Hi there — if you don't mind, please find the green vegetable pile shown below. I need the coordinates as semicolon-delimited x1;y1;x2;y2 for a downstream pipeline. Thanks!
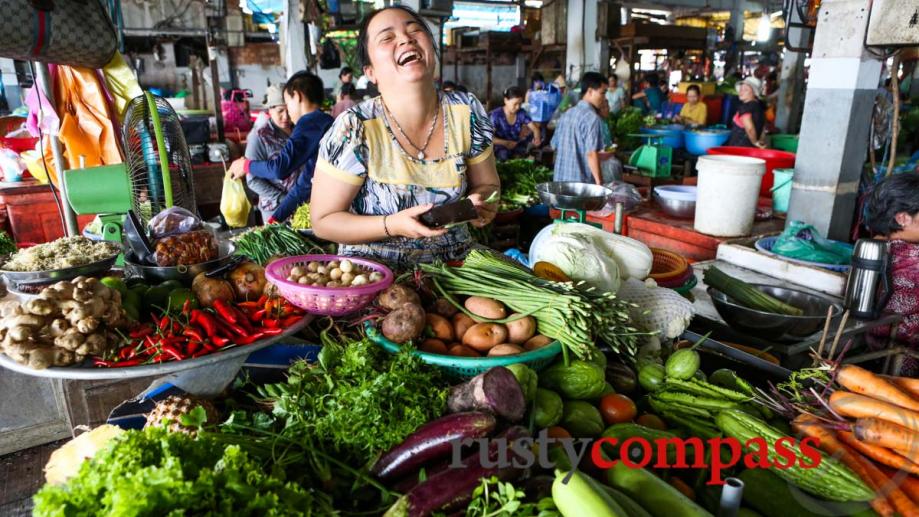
32;426;334;516
609;107;644;151
232;224;326;265
291;203;311;230
464;477;559;517
495;159;553;211
0;230;15;256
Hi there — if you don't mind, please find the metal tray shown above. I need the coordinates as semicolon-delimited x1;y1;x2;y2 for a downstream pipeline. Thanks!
1;254;119;285
537;182;612;211
0;315;312;380
124;241;236;283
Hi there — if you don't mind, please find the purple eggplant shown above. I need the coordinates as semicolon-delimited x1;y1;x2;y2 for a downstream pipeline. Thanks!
371;411;497;482
447;367;526;422
384;426;531;517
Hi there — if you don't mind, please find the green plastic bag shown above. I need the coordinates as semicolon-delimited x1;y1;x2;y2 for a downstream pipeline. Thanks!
220;172;251;228
771;221;853;265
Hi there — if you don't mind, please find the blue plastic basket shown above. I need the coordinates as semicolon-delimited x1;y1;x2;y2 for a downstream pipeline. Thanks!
365;322;561;378
754;236;851;273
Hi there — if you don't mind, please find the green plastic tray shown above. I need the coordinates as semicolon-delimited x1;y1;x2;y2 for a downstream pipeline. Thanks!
365;322;562;378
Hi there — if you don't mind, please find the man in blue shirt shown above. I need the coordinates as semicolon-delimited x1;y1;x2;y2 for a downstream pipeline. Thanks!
551;72;608;185
228;71;334;223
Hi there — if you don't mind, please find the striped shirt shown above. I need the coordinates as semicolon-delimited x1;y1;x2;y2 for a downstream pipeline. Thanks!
551;100;605;183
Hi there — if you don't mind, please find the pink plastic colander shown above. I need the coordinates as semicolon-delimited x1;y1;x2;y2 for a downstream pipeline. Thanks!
265;255;394;316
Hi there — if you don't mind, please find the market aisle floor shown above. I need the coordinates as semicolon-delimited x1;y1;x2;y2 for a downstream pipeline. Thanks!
0;440;64;516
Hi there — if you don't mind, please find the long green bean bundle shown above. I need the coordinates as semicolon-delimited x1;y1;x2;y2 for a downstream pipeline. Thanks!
232;224;326;265
421;250;642;359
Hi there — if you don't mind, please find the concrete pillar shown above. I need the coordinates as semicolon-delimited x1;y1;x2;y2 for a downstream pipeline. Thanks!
565;0;601;81
786;0;883;241
281;0;308;77
775;8;807;133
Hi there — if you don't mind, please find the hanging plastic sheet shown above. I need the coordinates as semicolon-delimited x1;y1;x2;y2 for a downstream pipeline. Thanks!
102;52;142;121
25;83;59;138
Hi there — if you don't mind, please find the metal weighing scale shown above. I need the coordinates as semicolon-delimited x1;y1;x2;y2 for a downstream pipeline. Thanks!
537;181;615;230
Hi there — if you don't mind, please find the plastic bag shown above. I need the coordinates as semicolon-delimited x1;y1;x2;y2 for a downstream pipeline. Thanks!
590;181;642;217
102;52;143;121
0;149;25;182
221;173;252;228
771;220;854;265
153;230;219;267
149;207;203;239
526;84;562;123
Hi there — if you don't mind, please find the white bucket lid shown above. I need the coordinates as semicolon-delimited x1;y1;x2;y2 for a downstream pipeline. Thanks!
697;154;766;176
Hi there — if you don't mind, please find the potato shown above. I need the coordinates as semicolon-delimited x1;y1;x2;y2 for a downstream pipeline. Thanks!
425;313;454;342
505;314;537;344
429;298;459;318
452;313;476;341
463;323;508;353
381;303;426;343
377;284;421;311
524;334;553;351
419;338;449;355
488;344;524;356
464;296;507;320
448;344;481;357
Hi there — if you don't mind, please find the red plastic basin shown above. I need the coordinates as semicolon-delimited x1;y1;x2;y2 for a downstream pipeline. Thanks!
706;146;796;197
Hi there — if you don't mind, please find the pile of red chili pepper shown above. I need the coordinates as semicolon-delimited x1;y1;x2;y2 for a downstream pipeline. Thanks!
93;296;305;368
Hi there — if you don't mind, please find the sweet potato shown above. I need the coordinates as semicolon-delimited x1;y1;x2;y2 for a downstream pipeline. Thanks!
420;338;449;355
524;335;553;350
447;367;526;422
505;315;536;344
382;303;426;343
377;284;421;311
464;297;507;320
463;323;508;352
426;313;455;342
452;313;476;341
488;344;524;356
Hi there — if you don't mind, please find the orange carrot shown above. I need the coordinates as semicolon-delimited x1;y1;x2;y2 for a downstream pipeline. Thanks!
878;467;919;505
830;391;919;433
855;418;919;454
837;365;919;412
838;430;919;475
884;375;919;399
793;415;895;517
859;457;919;517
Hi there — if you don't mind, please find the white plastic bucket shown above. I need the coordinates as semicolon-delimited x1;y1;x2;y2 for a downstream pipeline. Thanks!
694;155;766;237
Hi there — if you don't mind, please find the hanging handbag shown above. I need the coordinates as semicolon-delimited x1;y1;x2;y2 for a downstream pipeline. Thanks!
0;0;117;69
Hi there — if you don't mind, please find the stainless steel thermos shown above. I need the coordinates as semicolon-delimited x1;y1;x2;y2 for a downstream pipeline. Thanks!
843;239;891;319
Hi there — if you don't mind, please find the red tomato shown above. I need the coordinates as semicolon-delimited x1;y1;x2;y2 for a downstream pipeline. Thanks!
599;394;637;425
636;413;667;430
547;426;571;439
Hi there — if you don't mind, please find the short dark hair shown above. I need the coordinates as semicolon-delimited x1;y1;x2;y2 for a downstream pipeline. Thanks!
455;84;468;94
687;84;701;96
866;174;919;235
339;66;353;78
357;5;436;69
609;74;619;84
645;73;660;88
531;72;545;84
284;71;325;105
503;86;525;100
442;80;456;90
340;83;356;98
579;72;607;98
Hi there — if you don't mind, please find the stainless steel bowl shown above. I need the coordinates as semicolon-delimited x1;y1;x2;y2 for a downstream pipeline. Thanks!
708;284;843;341
537;182;612;211
124;241;236;283
1;254;119;285
653;190;696;219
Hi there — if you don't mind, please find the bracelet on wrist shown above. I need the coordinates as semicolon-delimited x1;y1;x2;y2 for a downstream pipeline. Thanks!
383;215;393;238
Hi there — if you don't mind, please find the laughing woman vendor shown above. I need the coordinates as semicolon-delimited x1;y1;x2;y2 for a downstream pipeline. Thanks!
310;6;499;268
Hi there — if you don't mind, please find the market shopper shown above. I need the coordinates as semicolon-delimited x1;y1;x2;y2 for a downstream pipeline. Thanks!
632;73;664;115
675;84;708;127
728;76;767;148
332;83;358;118
332;66;354;98
865;173;919;376
309;5;499;267
228;71;334;223
243;85;302;223
605;74;626;115
491;86;542;161
551;72;610;185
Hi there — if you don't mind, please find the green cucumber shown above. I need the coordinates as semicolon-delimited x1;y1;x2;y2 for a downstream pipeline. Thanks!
553;470;627;517
666;348;700;380
607;462;713;517
638;363;666;392
599;484;652;517
601;423;694;465
738;469;877;517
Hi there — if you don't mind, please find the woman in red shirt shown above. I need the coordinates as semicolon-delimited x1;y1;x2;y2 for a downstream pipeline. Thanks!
728;77;766;148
